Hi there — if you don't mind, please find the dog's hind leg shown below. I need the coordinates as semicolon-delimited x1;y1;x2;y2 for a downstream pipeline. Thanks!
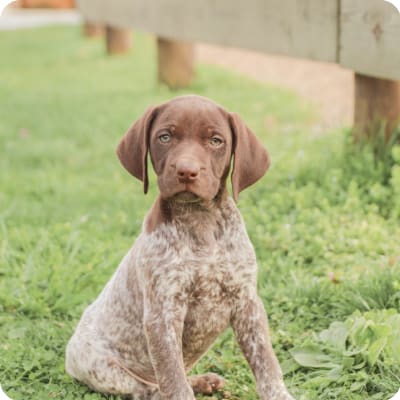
66;336;158;400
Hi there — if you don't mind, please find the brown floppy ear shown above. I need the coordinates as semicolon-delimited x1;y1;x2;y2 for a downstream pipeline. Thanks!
229;113;271;202
116;106;158;194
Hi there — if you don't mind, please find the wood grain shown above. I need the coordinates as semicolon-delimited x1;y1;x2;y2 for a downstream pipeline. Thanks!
157;38;195;89
76;0;338;63
105;26;132;55
340;0;400;81
354;73;400;138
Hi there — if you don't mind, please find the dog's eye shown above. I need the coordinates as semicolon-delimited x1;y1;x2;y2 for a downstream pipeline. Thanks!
209;136;223;147
159;133;171;144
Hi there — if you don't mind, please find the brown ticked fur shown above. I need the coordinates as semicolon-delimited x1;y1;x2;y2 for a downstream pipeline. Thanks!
65;95;294;400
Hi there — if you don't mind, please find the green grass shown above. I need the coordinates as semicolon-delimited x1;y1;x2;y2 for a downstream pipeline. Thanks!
1;26;400;400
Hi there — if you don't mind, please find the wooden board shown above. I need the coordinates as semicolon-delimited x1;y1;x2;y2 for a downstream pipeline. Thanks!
76;0;338;63
340;0;400;81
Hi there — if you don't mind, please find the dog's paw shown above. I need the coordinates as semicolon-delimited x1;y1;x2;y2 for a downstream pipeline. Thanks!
188;373;225;394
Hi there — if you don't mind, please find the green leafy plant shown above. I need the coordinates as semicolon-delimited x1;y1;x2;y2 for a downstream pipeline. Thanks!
288;310;400;395
349;124;400;185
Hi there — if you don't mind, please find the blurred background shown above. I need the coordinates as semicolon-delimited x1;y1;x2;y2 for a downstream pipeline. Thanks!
1;0;355;131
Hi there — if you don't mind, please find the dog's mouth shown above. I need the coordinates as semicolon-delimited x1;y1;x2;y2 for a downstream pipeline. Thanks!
172;191;202;203
158;177;218;203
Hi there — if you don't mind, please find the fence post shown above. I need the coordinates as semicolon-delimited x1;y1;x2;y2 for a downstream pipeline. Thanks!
354;73;400;139
105;26;132;55
83;22;104;38
157;38;194;89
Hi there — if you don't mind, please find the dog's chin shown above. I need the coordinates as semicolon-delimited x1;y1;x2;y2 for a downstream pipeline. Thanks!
172;191;202;204
158;182;220;204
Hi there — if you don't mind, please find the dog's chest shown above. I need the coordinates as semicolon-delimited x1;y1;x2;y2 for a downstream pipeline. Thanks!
178;240;256;367
180;258;243;368
134;204;257;366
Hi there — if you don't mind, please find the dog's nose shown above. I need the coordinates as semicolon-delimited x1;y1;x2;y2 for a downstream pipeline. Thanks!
176;159;200;182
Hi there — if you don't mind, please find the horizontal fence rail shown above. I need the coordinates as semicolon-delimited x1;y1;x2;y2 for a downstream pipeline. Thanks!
76;0;400;133
77;0;400;80
341;0;400;81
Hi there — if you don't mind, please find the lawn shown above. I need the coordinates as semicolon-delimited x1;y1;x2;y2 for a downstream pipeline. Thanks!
1;26;400;400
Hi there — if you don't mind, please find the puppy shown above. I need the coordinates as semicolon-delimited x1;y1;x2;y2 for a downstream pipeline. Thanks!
66;95;294;400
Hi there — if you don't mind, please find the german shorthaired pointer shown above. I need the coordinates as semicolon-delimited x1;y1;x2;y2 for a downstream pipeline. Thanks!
66;95;294;400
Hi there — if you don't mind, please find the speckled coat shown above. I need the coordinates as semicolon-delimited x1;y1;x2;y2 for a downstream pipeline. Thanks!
65;96;294;400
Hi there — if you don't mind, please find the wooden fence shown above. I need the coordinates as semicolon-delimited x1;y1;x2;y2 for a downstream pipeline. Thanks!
76;0;400;134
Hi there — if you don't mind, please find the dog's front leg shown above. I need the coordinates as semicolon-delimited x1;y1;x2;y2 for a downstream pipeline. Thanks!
231;292;294;400
144;306;195;400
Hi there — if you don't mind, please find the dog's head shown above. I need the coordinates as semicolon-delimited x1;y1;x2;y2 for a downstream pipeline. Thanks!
117;95;270;202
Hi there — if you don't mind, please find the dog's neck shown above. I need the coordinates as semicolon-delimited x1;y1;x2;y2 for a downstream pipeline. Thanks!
144;186;233;237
